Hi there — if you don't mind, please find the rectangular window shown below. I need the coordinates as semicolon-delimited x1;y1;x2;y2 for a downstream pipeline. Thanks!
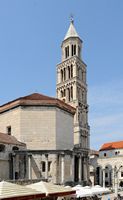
7;126;11;135
121;172;123;177
42;161;45;172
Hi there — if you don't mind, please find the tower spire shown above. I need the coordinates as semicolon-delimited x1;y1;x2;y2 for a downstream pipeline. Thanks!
64;17;80;40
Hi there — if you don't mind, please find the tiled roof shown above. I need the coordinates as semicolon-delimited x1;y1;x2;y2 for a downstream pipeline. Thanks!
0;93;76;115
0;132;25;146
99;141;123;151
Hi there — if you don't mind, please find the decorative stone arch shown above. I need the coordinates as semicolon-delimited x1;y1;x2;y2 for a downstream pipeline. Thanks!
104;164;113;187
12;146;19;151
95;165;103;185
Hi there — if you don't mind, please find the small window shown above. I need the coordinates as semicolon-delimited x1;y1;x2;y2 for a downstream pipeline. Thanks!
115;151;118;155
105;173;108;178
104;153;106;157
65;46;69;58
7;126;11;135
71;65;73;78
74;45;76;55
0;144;5;152
42;161;45;172
121;172;123;177
71;45;74;56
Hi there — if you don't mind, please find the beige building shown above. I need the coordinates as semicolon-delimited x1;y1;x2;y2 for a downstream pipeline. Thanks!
0;93;76;184
56;19;90;182
90;141;123;189
0;132;25;180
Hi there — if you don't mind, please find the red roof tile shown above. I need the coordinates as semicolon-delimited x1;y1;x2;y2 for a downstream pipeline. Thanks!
0;132;25;146
99;141;123;151
0;93;76;115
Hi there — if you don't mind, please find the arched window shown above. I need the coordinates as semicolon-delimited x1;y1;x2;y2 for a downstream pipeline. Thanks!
61;69;63;82
71;86;73;100
74;45;76;55
0;144;5;152
65;46;69;58
65;47;67;58
12;146;19;151
68;88;71;101
68;66;70;79
61;90;63;97
71;45;74;56
63;68;66;80
63;89;66;97
82;71;84;81
71;64;73;78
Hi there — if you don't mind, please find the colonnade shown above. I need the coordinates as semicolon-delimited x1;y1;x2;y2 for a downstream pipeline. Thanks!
11;152;89;184
98;167;116;188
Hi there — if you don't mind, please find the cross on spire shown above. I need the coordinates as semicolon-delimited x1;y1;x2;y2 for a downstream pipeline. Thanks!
70;14;74;24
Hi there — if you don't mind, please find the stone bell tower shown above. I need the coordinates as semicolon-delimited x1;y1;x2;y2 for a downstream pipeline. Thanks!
56;19;90;183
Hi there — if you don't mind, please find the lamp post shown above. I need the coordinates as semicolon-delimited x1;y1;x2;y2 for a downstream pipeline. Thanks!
114;165;123;197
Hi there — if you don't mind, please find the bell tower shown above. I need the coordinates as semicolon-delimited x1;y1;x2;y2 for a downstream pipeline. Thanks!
56;19;90;183
56;19;90;148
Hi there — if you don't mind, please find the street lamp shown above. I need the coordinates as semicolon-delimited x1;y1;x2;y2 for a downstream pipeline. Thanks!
114;165;123;197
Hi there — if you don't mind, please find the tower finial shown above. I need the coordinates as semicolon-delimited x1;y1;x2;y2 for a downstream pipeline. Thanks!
70;14;74;24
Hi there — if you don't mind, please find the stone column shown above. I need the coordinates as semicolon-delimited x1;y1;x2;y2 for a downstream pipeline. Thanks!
61;154;65;184
45;154;48;180
70;154;74;182
66;66;68;80
12;154;16;180
79;155;82;182
112;168;115;189
99;168;102;186
103;168;105;187
28;155;32;180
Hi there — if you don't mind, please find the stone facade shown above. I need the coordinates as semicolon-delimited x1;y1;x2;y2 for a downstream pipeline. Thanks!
0;93;76;184
0;106;74;150
0;132;26;180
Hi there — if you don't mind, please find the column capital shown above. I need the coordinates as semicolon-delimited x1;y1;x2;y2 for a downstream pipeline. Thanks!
61;153;65;157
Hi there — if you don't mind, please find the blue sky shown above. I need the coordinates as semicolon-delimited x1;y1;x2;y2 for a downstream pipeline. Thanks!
0;0;123;150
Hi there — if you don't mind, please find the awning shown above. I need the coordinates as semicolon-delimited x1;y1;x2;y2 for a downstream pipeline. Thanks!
0;181;45;200
26;181;76;197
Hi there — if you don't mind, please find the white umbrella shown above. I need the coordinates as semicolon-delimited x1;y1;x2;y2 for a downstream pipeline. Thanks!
91;185;110;195
72;185;93;198
76;188;93;198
